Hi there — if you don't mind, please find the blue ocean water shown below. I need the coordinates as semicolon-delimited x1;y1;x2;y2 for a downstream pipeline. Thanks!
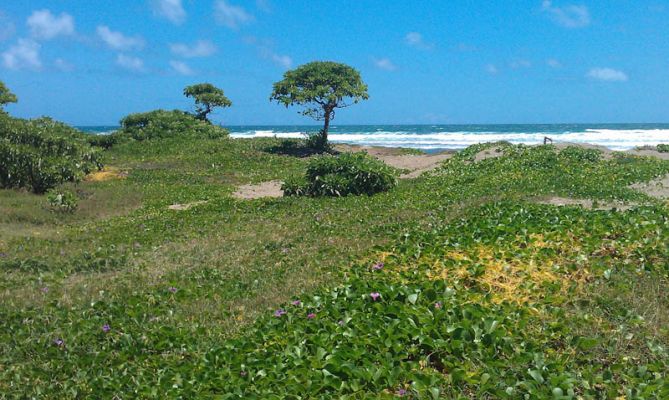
78;124;669;151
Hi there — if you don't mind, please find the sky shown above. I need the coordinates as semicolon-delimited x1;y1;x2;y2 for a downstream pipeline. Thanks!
1;0;669;126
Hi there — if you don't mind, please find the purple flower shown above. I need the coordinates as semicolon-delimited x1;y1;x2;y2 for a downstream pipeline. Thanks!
53;338;64;346
434;302;442;309
307;313;316;319
41;287;49;293
168;287;178;293
102;324;111;333
370;292;381;301
372;262;384;271
273;309;287;317
338;320;345;326
397;388;407;396
291;300;301;306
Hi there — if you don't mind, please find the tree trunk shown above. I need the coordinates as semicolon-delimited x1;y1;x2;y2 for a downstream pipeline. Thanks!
321;107;332;148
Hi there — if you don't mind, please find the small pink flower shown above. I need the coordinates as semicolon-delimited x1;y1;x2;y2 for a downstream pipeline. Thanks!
102;324;111;333
397;388;407;396
240;371;247;377
370;292;381;301
40;287;49;293
53;338;64;347
273;309;287;317
168;287;178;293
338;320;345;326
434;302;442;309
291;300;301;306
307;313;316;319
372;262;384;271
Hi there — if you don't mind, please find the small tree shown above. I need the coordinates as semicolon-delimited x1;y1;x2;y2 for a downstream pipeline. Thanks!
0;81;18;110
270;61;369;150
183;83;232;123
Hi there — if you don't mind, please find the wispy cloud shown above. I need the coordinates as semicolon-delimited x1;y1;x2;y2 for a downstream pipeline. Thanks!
547;58;562;68
485;64;499;75
1;38;41;70
587;67;628;82
373;57;397;71
244;36;292;69
97;26;145;51
0;12;16;41
116;54;145;72
214;0;254;29
405;32;433;50
510;59;532;69
150;0;186;25
27;9;75;40
170;60;194;75
170;40;217;58
54;58;74;72
542;1;590;28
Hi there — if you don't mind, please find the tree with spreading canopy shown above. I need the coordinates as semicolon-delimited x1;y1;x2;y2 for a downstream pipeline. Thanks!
183;83;232;123
270;61;369;150
0;81;18;110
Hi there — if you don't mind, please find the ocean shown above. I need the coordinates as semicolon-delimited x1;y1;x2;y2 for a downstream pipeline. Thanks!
79;124;669;151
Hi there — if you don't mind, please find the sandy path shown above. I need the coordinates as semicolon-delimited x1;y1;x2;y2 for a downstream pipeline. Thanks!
232;180;284;199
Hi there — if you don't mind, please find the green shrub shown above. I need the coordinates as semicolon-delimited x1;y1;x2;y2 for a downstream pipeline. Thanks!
86;132;126;149
0;115;102;193
119;109;229;141
283;152;397;197
303;129;331;152
558;145;601;162
46;188;78;213
657;144;669;153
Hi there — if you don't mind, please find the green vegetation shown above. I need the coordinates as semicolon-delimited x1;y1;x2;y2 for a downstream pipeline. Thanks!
271;61;369;150
183;83;232;123
658;144;669;153
118;109;229;141
1;137;669;398
0;80;17;110
0;114;102;193
283;152;398;197
46;188;78;213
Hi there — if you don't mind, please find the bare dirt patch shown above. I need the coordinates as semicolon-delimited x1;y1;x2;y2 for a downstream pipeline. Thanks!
232;180;284;199
168;201;208;211
473;146;506;163
625;149;669;161
630;174;669;199
85;167;129;182
534;196;637;211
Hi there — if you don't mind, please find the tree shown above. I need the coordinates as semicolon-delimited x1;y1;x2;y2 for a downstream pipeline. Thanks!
0;81;18;110
270;61;369;149
183;83;232;123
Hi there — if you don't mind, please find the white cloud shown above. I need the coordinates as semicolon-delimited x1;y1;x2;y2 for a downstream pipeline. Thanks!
0;13;15;41
54;58;74;72
485;64;499;75
405;32;433;50
2;38;41;70
214;0;254;29
150;0;186;25
244;36;291;69
373;57;397;71
170;40;217;58
547;58;562;68
542;1;590;28
510;59;532;69
170;60;194;75
97;26;145;51
269;53;292;69
587;67;628;82
27;9;75;40
116;54;145;72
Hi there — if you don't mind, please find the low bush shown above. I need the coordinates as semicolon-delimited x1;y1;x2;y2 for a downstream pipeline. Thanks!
657;144;669;153
119;109;229;141
283;152;397;197
46;188;78;213
86;132;126;149
0;115;102;193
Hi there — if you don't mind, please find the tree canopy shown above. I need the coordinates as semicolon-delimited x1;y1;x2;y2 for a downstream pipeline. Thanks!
0;81;18;109
270;61;368;149
183;83;232;122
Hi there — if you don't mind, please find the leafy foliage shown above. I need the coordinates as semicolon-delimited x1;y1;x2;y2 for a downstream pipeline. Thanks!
270;61;369;149
283;152;397;196
183;83;232;122
657;144;669;153
46;188;78;213
0;81;17;110
0;115;102;193
119;109;229;141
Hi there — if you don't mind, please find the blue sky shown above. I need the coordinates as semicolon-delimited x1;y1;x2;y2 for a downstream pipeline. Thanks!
1;0;669;125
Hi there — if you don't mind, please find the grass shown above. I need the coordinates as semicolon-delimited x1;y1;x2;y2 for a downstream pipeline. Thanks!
1;137;669;398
